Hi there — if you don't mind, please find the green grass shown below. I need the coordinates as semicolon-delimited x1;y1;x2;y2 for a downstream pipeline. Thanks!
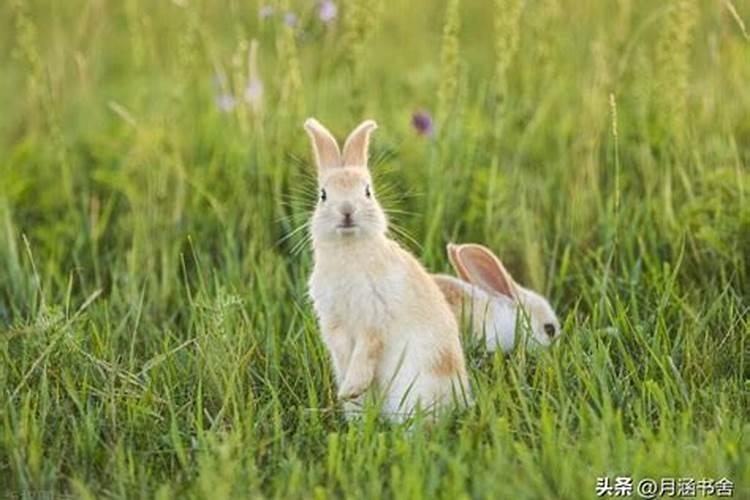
1;0;749;497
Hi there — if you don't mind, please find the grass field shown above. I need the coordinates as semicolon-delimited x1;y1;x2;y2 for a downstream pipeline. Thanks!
1;0;749;498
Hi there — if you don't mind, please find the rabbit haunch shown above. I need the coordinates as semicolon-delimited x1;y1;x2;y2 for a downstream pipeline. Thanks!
304;118;470;419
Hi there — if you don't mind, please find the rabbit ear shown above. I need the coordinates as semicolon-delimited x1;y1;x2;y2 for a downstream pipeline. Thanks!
341;119;378;167
447;243;472;283
447;243;517;299
304;118;341;171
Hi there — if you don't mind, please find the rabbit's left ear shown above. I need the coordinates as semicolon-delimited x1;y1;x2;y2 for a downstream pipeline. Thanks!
447;243;517;299
342;120;377;167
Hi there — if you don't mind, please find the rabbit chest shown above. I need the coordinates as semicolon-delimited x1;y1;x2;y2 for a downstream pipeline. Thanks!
309;247;408;333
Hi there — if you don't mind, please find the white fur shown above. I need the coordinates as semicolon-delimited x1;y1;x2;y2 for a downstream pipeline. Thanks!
304;118;470;420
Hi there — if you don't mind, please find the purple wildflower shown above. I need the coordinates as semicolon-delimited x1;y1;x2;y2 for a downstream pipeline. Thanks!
411;110;434;136
216;94;237;112
284;12;298;27
244;77;264;109
259;5;274;19
319;1;338;23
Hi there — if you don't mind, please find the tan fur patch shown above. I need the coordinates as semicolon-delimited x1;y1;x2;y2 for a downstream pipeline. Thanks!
368;335;384;361
436;279;464;309
432;348;461;377
324;168;369;191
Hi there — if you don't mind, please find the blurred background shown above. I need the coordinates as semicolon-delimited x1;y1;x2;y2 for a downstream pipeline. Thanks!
1;0;748;310
0;0;748;497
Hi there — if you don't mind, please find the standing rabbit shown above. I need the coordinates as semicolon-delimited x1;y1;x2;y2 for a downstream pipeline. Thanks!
432;243;561;353
304;118;470;420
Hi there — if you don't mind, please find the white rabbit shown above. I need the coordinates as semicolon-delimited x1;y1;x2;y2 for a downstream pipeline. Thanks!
432;243;561;353
304;118;470;420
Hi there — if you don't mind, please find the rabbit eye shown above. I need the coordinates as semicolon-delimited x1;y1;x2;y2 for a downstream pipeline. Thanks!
320;188;327;202
364;184;371;198
543;323;556;337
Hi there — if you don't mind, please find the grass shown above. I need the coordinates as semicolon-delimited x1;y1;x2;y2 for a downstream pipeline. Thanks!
1;0;749;497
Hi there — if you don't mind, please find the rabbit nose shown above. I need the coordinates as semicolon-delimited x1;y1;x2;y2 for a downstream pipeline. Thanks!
339;202;355;219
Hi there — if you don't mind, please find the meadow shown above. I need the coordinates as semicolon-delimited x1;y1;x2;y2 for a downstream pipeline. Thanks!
1;0;749;497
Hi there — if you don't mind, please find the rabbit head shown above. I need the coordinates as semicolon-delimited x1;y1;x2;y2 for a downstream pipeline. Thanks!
304;118;387;242
447;243;561;348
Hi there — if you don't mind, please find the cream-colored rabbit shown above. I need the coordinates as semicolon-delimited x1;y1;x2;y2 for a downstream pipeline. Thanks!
433;243;561;353
304;118;470;420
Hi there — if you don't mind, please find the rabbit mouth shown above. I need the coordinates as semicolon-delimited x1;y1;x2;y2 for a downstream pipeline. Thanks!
336;222;359;235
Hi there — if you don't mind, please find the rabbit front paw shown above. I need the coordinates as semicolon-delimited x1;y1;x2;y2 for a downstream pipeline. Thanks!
337;379;370;401
337;366;374;400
